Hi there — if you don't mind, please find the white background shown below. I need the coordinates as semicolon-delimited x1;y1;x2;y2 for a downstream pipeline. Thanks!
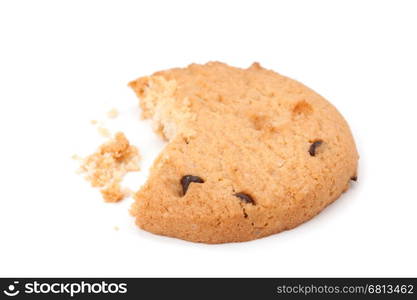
0;0;416;277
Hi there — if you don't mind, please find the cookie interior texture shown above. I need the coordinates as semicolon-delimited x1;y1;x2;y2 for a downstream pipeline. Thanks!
129;62;358;243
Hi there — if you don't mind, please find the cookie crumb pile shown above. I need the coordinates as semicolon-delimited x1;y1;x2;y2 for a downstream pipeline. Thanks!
79;132;140;202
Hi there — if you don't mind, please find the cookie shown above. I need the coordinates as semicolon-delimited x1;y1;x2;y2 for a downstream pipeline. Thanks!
129;62;358;243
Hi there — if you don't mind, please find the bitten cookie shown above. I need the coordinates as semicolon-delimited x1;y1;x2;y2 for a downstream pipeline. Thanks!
129;62;358;243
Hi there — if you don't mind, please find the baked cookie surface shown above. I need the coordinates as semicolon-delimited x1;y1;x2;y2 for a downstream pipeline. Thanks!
129;62;358;243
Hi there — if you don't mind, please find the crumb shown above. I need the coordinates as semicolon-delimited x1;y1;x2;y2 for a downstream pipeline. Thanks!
71;154;82;160
107;108;119;119
90;120;98;125
114;226;120;231
100;181;125;202
79;132;140;202
98;127;111;137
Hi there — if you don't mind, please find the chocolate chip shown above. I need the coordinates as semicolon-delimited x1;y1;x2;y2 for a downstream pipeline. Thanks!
181;175;204;196
234;193;255;205
243;211;248;218
350;176;358;181
309;140;323;156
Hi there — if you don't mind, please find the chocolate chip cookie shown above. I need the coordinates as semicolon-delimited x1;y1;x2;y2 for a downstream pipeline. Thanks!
129;62;358;243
